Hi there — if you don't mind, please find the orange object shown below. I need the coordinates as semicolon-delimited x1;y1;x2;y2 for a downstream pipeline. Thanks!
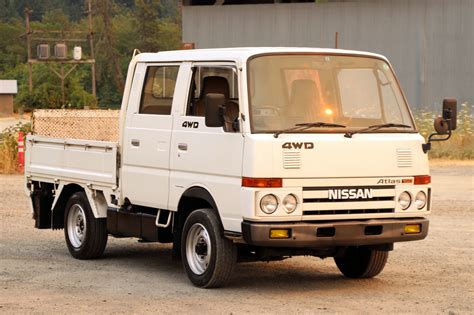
414;175;431;185
242;177;282;188
17;131;24;172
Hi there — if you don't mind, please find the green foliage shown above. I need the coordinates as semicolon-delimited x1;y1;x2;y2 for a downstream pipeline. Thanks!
0;121;31;174
414;103;474;160
0;0;181;109
0;20;26;74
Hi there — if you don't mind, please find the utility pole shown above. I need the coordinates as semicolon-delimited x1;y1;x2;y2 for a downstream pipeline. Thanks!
22;0;97;105
87;0;97;97
25;8;33;93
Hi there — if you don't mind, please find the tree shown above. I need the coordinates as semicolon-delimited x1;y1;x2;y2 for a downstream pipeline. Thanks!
96;0;125;92
0;0;183;109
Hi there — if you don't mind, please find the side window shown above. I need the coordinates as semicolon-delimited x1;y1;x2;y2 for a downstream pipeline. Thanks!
139;65;179;115
186;66;239;117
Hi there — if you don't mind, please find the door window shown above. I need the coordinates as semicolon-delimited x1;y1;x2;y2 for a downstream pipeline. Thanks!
139;66;179;115
186;66;239;117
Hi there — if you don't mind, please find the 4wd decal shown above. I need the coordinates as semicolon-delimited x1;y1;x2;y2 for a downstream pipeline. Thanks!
182;121;199;128
282;142;314;150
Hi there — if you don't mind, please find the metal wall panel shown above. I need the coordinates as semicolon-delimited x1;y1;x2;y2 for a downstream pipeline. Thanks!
183;0;474;110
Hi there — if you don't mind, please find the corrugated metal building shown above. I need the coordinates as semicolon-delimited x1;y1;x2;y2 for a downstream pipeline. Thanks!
182;0;473;110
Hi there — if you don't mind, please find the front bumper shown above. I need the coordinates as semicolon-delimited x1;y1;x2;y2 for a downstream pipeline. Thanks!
242;218;429;248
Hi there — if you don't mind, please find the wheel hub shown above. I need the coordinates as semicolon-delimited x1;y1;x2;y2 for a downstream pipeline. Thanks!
195;238;208;256
67;204;87;248
186;223;212;275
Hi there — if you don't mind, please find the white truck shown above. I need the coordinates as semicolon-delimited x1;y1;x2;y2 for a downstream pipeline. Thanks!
25;47;457;288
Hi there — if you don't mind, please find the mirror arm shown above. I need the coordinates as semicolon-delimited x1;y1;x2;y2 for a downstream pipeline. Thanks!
422;119;453;153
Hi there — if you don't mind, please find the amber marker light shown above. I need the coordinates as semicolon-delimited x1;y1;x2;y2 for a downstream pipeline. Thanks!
414;175;431;185
269;229;291;239
404;224;421;234
242;177;282;188
324;108;333;115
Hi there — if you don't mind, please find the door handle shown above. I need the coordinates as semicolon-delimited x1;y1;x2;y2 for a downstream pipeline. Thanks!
131;139;140;147
178;143;188;151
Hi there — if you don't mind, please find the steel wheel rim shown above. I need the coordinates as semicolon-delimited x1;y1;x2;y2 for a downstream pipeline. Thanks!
186;223;211;275
67;204;87;248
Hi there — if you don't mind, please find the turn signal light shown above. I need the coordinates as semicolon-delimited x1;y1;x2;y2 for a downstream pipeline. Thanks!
414;175;431;185
242;177;282;188
269;229;291;239
404;224;421;234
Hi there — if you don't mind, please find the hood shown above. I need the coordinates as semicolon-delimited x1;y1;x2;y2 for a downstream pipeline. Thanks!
242;133;429;178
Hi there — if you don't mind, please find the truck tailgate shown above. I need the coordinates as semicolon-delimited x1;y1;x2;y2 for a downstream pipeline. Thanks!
26;135;118;187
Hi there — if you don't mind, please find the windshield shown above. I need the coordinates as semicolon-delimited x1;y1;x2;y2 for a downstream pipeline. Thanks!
248;54;415;133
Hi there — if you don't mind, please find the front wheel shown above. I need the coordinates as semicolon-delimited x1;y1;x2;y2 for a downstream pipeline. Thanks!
64;191;108;259
334;246;389;278
181;209;237;288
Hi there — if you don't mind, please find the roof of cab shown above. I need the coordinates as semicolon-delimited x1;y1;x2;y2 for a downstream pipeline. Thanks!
134;47;388;63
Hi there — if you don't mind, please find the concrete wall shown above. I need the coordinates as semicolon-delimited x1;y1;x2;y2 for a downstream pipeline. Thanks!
182;0;474;110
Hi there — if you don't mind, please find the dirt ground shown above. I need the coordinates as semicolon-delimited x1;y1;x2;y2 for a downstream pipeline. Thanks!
0;114;30;131
0;165;472;313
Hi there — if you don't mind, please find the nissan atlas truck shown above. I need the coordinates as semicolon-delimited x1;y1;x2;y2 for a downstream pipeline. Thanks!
24;48;457;288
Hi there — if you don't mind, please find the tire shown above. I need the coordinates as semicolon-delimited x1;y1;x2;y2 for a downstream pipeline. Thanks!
181;209;237;288
334;246;388;278
64;191;108;259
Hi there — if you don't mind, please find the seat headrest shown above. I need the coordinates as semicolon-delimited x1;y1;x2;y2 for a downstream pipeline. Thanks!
290;79;319;106
201;76;230;99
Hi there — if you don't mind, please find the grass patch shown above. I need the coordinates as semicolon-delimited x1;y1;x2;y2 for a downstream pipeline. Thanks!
414;102;473;160
0;122;31;174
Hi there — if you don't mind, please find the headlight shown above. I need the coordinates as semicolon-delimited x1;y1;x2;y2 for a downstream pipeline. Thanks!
415;191;427;209
260;194;278;214
398;191;411;210
282;194;298;213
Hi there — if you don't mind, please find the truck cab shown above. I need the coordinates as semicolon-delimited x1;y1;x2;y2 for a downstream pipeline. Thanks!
25;48;457;288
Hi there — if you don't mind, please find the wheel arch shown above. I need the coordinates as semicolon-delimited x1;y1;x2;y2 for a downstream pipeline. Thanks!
51;183;84;229
52;183;108;229
175;186;223;234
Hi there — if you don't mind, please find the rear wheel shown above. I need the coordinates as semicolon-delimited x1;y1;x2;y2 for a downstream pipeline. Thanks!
181;209;236;288
64;192;107;259
334;246;388;278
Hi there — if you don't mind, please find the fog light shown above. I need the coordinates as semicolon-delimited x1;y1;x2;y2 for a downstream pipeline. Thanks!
260;194;278;214
270;229;291;239
415;191;427;209
398;191;411;210
404;224;421;234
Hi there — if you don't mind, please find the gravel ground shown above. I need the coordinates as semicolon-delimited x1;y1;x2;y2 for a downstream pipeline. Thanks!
0;165;472;313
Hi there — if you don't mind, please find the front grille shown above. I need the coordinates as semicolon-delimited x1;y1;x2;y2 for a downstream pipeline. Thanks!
303;209;394;216
304;196;394;203
302;185;396;216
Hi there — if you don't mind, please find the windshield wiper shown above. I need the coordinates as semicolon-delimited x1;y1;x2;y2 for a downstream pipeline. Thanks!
344;123;412;138
274;122;346;138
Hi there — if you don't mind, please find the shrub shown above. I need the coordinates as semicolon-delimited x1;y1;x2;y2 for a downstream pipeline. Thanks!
0;122;31;174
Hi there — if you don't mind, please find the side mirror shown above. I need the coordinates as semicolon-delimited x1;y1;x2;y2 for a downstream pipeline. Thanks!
422;97;457;153
433;117;449;135
205;93;225;128
442;98;457;130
